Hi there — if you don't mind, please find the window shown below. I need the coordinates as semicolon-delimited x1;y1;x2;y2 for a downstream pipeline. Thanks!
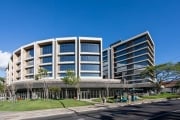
27;48;34;58
103;56;108;62
81;64;100;71
81;55;100;62
134;43;147;50
26;67;34;74
114;50;127;57
134;49;147;56
60;55;75;62
26;60;34;66
60;64;75;71
133;55;147;62
60;43;75;52
26;75;34;79
81;73;100;77
134;61;148;69
133;36;147;44
114;66;127;72
41;65;52;72
41;56;52;63
58;73;67;77
103;51;108;56
81;43;100;52
114;55;127;62
114;44;126;51
41;44;52;55
114;61;127;67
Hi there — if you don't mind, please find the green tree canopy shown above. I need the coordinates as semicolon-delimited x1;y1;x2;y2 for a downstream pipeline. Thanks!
141;62;180;82
62;70;79;85
35;68;48;80
141;62;180;93
62;70;80;98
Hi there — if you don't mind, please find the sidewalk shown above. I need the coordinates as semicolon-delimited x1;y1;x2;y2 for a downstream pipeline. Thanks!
0;98;168;120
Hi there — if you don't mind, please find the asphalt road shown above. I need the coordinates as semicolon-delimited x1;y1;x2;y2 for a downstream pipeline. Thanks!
27;100;180;120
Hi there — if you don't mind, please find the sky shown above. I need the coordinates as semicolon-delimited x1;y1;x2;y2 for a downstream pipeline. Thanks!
0;0;180;77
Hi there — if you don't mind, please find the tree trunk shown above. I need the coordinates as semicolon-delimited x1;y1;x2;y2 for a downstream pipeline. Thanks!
27;88;30;99
65;84;68;98
77;88;80;100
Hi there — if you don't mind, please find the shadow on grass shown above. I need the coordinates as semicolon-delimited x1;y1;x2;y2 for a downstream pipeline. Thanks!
58;100;66;108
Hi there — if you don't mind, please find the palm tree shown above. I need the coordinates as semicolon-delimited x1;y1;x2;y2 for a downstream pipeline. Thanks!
62;70;80;99
141;62;180;94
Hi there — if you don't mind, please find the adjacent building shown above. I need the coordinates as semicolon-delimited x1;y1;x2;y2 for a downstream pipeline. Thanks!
103;31;155;84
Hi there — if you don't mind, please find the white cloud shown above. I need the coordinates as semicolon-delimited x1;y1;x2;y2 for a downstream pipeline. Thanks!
0;50;11;70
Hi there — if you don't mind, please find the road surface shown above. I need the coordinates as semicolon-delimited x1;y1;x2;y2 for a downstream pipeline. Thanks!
27;100;180;120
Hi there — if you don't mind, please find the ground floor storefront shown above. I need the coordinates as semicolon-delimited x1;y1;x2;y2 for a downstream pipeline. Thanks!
6;79;153;99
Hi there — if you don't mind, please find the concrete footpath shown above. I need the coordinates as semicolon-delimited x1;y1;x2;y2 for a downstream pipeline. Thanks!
0;98;168;120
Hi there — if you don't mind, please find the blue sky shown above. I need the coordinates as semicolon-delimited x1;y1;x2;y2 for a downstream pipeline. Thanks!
0;0;180;77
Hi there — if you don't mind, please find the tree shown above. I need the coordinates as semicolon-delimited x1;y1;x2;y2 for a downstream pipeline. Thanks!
0;77;5;93
0;83;4;93
49;86;61;99
62;70;80;99
175;81;180;93
141;62;180;94
35;68;49;99
24;81;33;99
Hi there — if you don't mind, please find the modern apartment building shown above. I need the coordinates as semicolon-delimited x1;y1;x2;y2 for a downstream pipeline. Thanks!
6;37;123;99
6;32;155;99
103;31;155;84
6;37;103;83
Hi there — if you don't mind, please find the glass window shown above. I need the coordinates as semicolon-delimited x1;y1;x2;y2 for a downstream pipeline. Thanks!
58;73;67;77
26;60;34;66
103;51;108;56
134;61;149;69
114;55;127;62
133;36;147;44
60;64;75;71
41;56;52;63
134;43;147;50
41;44;52;55
114;50;127;57
81;43;100;52
81;55;100;62
26;75;34;79
114;44;126;51
114;66;127;72
27;48;34;58
133;55;147;62
81;64;100;71
103;56;108;62
81;73;100;77
114;61;127;67
134;49;147;56
60;43;75;52
26;67;34;74
60;55;75;62
41;65;52;72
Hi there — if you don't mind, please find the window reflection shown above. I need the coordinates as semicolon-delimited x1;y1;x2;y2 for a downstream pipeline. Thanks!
60;43;75;52
81;43;100;52
41;44;52;55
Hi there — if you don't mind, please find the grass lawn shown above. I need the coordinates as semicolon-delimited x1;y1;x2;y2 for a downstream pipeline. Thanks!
92;97;115;103
142;93;180;99
0;99;93;111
